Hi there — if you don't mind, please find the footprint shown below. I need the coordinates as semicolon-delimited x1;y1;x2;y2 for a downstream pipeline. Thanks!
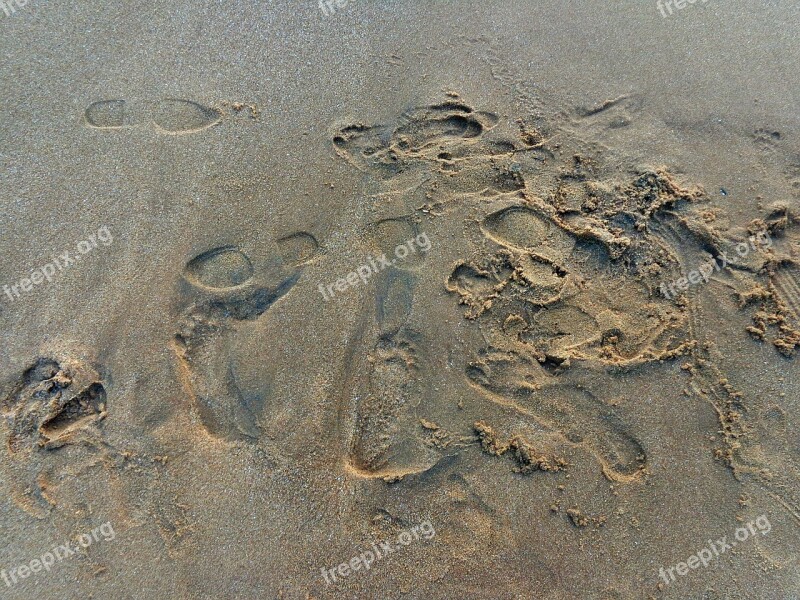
84;98;246;134
481;206;552;250
1;357;108;516
771;259;800;325
84;100;129;129
333;124;396;174
153;99;222;134
481;205;578;265
174;237;317;442
752;127;783;153
391;103;495;152
343;216;440;479
277;232;320;267
348;332;439;479
466;352;646;481
185;246;254;289
333;101;499;174
2;357;107;453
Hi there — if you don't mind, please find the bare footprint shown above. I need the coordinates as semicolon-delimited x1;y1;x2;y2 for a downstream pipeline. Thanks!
466;350;646;481
344;217;440;479
174;236;318;442
348;331;439;479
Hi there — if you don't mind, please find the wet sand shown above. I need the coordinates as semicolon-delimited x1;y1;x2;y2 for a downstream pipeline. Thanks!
0;1;798;598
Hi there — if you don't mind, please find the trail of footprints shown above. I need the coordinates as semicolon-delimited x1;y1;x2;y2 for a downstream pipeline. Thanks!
85;98;258;133
330;97;798;486
5;98;794;521
329;101;698;482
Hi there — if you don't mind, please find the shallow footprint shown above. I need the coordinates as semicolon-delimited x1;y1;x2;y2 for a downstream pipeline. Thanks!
185;246;254;289
344;215;439;478
466;352;646;481
332;123;396;174
153;99;221;134
277;232;319;267
483;206;550;248
772;259;800;325
84;100;129;129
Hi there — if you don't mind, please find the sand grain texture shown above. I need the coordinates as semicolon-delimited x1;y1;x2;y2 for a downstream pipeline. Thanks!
1;1;798;599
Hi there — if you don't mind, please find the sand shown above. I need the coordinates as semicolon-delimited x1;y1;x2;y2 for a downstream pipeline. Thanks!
0;1;798;599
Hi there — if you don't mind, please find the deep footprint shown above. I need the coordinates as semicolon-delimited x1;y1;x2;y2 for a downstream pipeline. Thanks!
348;332;439;479
2;357;107;453
175;239;316;442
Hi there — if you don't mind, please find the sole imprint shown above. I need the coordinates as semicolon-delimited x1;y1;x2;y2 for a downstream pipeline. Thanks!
772;260;800;324
153;99;222;134
84;98;255;134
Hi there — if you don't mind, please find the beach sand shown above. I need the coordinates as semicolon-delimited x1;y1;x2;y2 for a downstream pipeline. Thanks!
0;1;798;598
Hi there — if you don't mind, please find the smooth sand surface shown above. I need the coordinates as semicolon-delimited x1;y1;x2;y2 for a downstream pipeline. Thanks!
1;1;798;598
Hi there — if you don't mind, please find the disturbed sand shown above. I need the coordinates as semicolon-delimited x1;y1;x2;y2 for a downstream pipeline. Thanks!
1;1;799;599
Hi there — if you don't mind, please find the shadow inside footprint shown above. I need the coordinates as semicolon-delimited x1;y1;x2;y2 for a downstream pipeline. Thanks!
175;239;317;442
2;357;107;454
